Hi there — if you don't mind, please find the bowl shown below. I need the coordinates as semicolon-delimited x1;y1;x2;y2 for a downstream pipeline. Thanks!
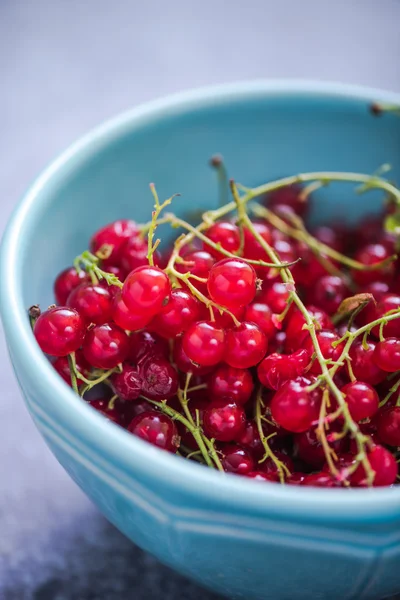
2;81;400;600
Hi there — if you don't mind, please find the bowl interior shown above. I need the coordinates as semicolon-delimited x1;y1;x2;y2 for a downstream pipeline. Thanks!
19;85;400;310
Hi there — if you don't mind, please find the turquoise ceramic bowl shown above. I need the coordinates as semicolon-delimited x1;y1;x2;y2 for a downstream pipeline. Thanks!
2;81;400;600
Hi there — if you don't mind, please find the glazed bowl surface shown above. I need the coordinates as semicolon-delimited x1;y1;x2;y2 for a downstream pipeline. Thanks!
2;81;400;600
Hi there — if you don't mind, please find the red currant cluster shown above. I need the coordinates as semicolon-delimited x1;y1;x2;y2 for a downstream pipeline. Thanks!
31;168;400;488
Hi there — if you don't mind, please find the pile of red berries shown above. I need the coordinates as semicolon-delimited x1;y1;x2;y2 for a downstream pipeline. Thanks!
31;173;400;488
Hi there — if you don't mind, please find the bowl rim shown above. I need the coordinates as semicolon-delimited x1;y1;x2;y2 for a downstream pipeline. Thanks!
3;79;400;521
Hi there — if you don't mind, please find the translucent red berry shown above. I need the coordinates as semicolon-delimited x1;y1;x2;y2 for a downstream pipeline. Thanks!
119;235;160;273
67;282;113;325
373;338;400;372
83;323;130;369
265;184;307;216
371;294;400;338
182;321;226;367
270;377;321;433
235;420;263;460
225;322;267;369
150;289;201;338
312;275;349;314
208;365;254;405
139;356;179;400
257;349;310;390
54;267;89;305
244;301;277;339
90;219;138;265
122;265;171;315
285;305;333;353
301;472;342;487
341;381;379;422
260;282;290;313
129;330;169;364
243;222;273;261
204;222;240;259
89;397;124;425
302;329;344;376
376;406;400;447
259;452;293;477
34;307;85;357
347;341;386;386
128;411;180;452
295;426;348;469
53;350;89;386
220;444;255;475
175;250;215;295
173;336;215;375
351;243;394;286
352;444;398;487
203;400;245;442
110;365;142;401
207;258;256;309
112;291;153;331
246;471;279;482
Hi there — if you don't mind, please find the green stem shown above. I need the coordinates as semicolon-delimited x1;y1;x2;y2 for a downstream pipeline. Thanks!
163;214;295;269
74;250;123;288
144;397;219;470
255;389;290;483
28;305;41;330
79;368;117;396
251;204;396;274
210;154;229;208
147;185;176;266
317;389;340;480
67;353;79;394
242;210;375;485
380;374;400;408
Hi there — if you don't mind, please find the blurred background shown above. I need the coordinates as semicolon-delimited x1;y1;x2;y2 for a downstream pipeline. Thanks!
1;1;399;598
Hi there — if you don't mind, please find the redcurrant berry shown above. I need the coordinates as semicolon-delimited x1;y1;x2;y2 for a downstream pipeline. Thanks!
34;307;85;357
203;400;245;441
376;406;400;447
83;323;130;369
54;267;89;305
348;341;386;386
112;291;153;331
139;356;179;400
220;444;255;475
208;365;254;405
302;329;343;376
352;444;398;487
312;275;349;314
225;322;267;369
110;365;142;401
373;338;400;372
270;377;321;433
285;305;333;353
122;265;171;315
150;289;201;338
207;258;256;309
341;381;379;422
204;222;240;259
67;282;113;325
244;301;277;339
351;243;394;286
182;321;226;367
128;411;180;452
257;349;310;390
90;219;138;265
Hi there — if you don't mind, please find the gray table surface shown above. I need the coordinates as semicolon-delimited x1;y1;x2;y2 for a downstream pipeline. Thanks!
1;1;400;598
